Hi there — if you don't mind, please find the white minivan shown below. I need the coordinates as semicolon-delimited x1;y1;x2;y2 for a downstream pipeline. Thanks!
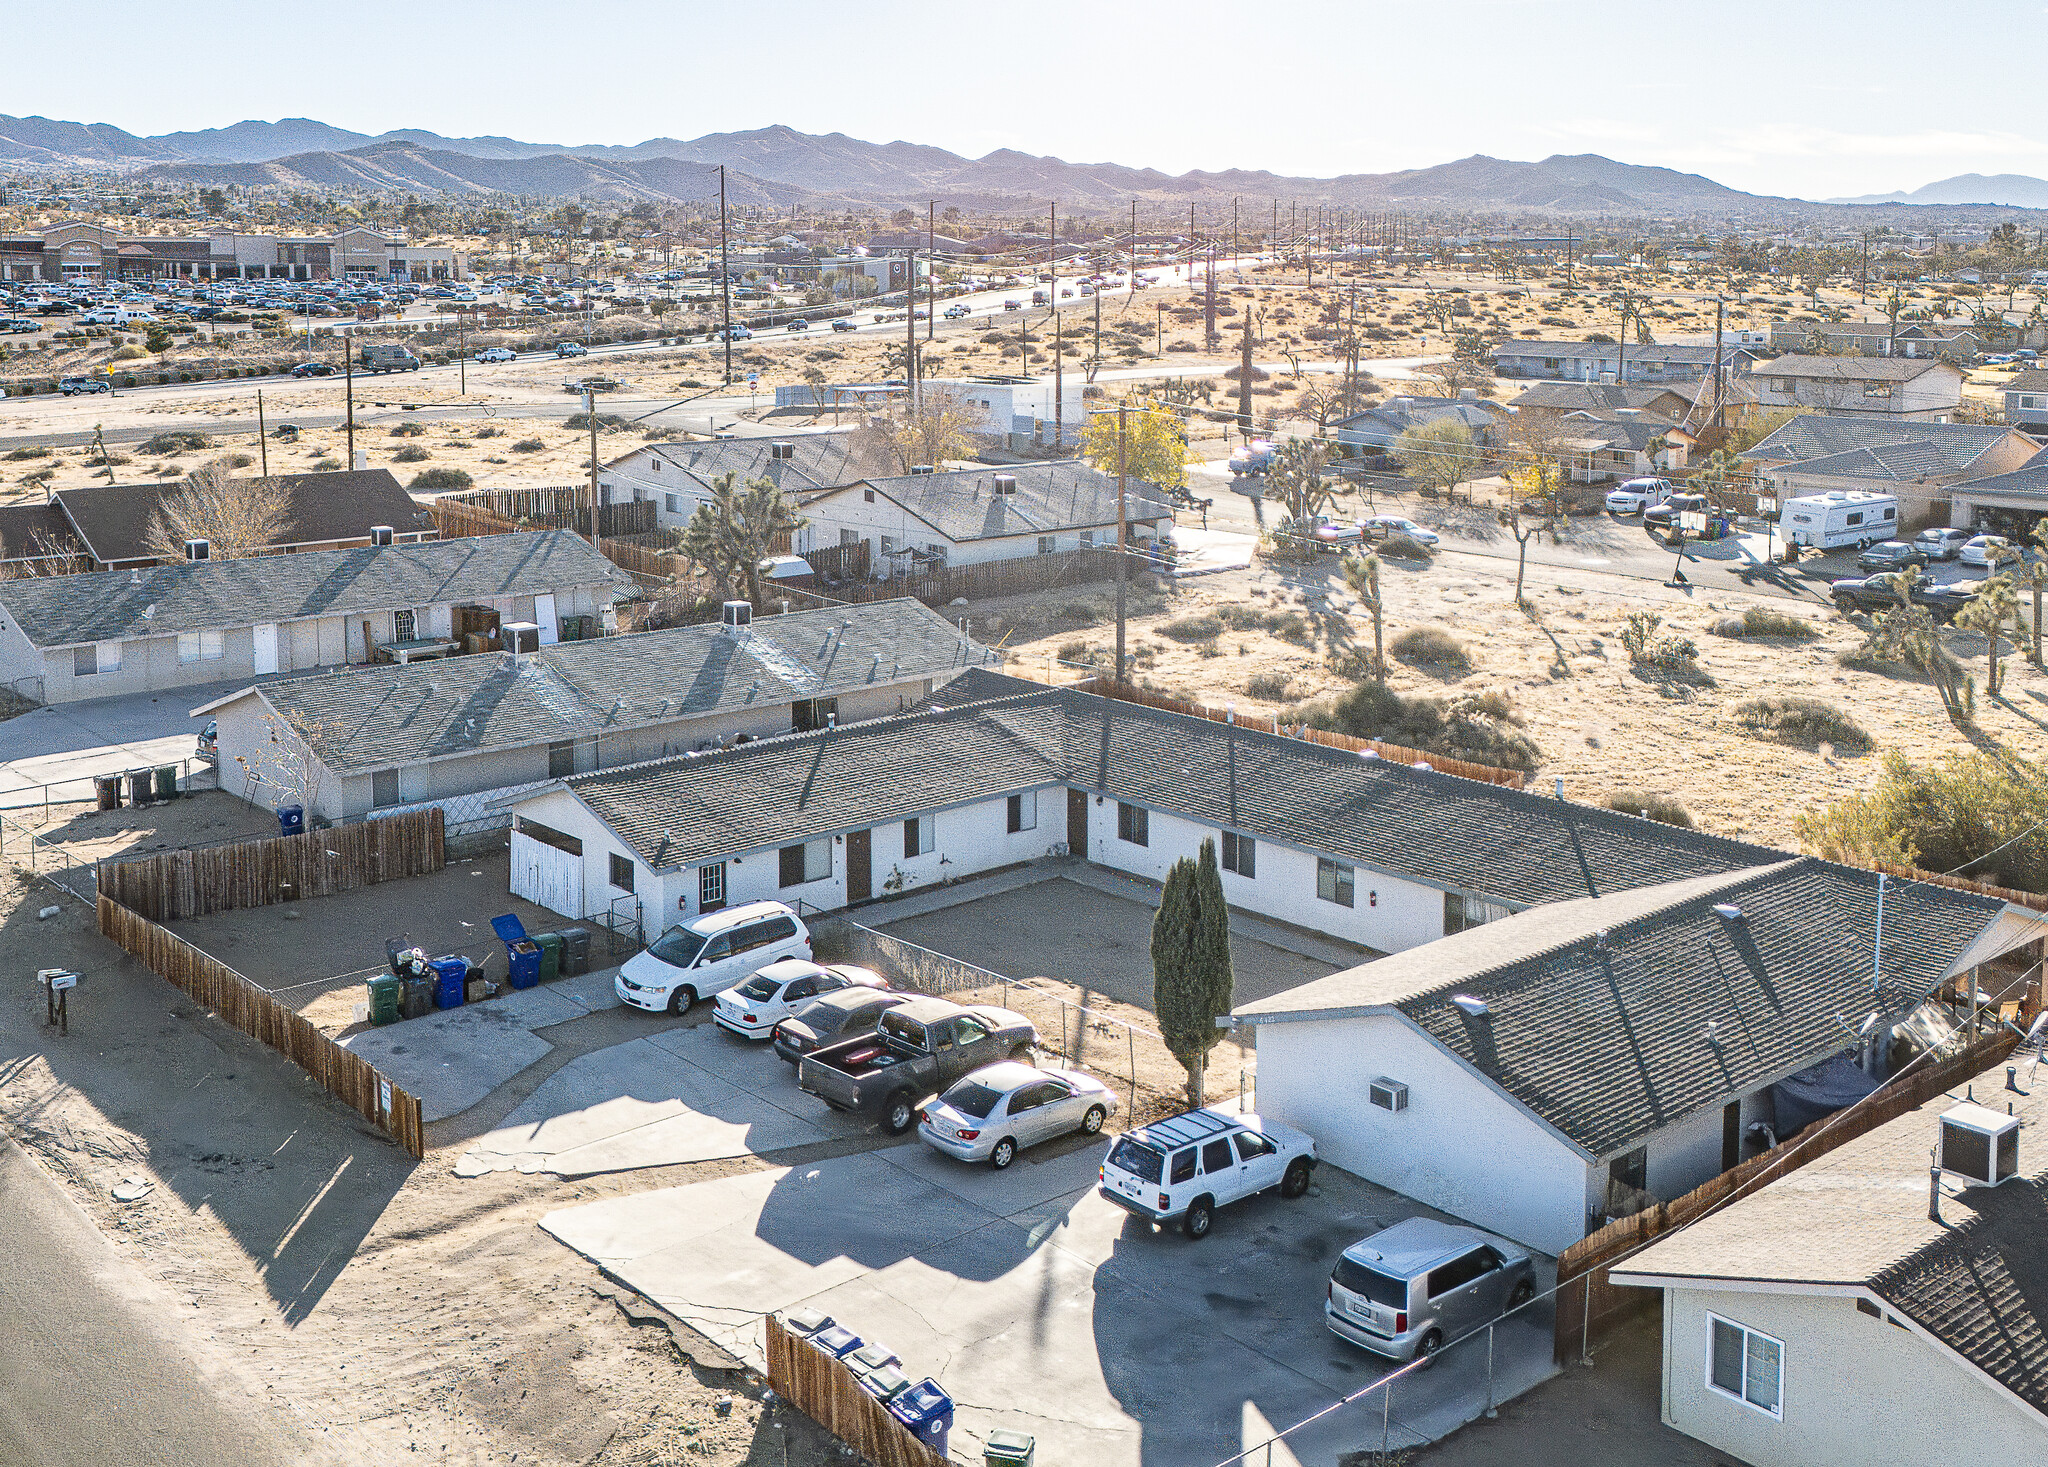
615;901;812;1014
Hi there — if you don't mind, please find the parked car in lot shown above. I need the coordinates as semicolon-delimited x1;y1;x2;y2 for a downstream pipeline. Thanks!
773;987;911;1065
475;347;516;363
1604;477;1672;515
918;1062;1117;1168
1961;534;2017;567
1363;515;1440;546
1325;1217;1535;1363
1097;1108;1316;1240
555;341;588;358
712;959;887;1040
1229;439;1278;477
799;995;1037;1134
59;376;110;394
289;360;337;377
1643;493;1712;532
1915;527;1971;562
830;318;856;332
1305;514;1365;551
0;318;38;333
1829;572;1978;622
615;901;812;1014
1856;539;1928;573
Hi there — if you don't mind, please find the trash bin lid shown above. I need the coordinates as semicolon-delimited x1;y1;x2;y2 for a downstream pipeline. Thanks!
490;913;529;944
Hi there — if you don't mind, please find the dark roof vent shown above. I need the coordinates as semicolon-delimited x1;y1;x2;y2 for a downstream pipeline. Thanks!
770;441;795;461
370;524;394;546
183;538;210;562
992;473;1018;495
909;464;936;475
721;600;753;636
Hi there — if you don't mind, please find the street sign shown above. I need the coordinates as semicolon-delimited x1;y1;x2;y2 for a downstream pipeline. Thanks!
1757;496;1778;514
1679;511;1708;535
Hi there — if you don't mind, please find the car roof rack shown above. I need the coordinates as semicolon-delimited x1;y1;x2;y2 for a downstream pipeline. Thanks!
1132;1109;1238;1148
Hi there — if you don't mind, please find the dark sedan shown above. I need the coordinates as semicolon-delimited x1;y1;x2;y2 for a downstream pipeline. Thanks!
290;361;338;377
1857;540;1929;573
1830;573;1978;622
771;988;909;1066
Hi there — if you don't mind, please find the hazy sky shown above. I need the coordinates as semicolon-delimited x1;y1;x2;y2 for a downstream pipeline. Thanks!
15;0;2048;200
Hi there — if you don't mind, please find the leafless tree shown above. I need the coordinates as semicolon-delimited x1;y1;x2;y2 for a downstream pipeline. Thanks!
850;386;978;473
143;459;292;562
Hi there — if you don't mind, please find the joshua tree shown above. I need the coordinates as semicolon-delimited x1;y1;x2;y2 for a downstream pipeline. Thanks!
677;471;803;607
1342;551;1385;681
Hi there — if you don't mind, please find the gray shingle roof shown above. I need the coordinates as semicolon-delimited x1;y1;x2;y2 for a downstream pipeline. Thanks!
1772;441;1993;481
631;434;896;498
1508;383;1689;415
2003;368;2048;394
1336;399;1503;446
51;469;434;566
842;462;1176;543
1494;341;1746;365
1758;355;1964;382
1951;461;2048;502
1246;860;2001;1157
1739;414;2017;467
1617;1060;2048;1418
0;529;616;648
243;600;991;772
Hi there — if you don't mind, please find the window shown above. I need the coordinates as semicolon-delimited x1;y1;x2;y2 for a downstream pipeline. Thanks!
1169;1148;1197;1184
609;852;635;892
175;630;224;664
1317;858;1354;907
1222;831;1255;878
393;609;417;642
792;697;839;732
1610;1146;1648;1194
1200;1139;1236;1174
698;862;726;912
955;1015;989;1045
1234;1131;1275;1161
371;768;400;808
840;529;862;546
1037;535;1056;555
778;838;832;886
1444;892;1512;934
75;640;122;677
1863;380;1894;398
1116;802;1148;846
665;493;681;514
548;740;575;778
863;488;876;503
1770;377;1793;394
1707;1315;1783;1418
1428;1249;1493;1298
1007;791;1036;833
904;817;925;858
2020;394;2047;410
1078;530;1096;548
516;817;582;856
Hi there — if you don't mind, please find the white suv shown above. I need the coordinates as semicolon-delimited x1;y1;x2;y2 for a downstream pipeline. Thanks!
1604;477;1672;515
1098;1108;1317;1239
615;901;812;1014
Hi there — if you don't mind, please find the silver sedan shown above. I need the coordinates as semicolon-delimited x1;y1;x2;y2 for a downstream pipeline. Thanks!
917;1062;1117;1169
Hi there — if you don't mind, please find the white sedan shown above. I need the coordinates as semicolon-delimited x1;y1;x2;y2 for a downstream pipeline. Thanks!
1960;535;2015;568
712;959;888;1039
918;1062;1117;1169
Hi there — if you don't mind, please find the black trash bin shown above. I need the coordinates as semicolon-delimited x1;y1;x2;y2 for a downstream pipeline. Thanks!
558;927;591;977
127;769;156;807
94;774;122;812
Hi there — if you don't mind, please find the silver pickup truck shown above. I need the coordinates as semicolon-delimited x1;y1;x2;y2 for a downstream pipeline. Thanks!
798;994;1037;1134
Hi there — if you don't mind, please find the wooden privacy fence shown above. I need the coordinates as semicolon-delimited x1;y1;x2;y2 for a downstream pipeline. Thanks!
443;485;654;536
97;895;425;1158
793;546;1155;610
1077;678;1527;789
96;808;446;922
1553;1030;2021;1363
764;1316;946;1467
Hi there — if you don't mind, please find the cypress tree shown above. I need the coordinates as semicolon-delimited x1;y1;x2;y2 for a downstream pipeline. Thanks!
1152;838;1237;1109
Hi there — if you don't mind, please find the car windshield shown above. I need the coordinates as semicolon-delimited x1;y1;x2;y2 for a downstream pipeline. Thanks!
649;926;709;968
1106;1137;1165;1183
940;1081;1005;1119
1333;1257;1409;1308
735;975;782;1002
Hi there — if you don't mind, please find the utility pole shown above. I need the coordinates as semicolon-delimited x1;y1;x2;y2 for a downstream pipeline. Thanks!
1232;196;1239;266
344;349;356;468
1156;302;1164;357
1048;202;1057;309
1053;310;1064;452
927;200;935;343
585;387;600;542
907;249;920;416
256;389;268;478
1712;295;1727;431
719;165;733;384
1115;401;1129;681
1092;283;1102;376
1128;200;1137;281
458;310;466;395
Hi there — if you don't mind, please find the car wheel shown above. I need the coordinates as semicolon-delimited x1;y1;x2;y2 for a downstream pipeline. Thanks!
990;1138;1017;1169
1509;1277;1534;1308
668;985;697;1015
884;1092;918;1136
1081;1105;1107;1135
1416;1329;1444;1368
1182;1197;1214;1240
1280;1158;1313;1199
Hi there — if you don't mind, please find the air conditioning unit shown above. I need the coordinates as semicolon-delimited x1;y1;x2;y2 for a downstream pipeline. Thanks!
1369;1077;1409;1113
1939;1102;2019;1186
721;600;753;634
369;524;394;546
503;621;542;655
183;538;211;561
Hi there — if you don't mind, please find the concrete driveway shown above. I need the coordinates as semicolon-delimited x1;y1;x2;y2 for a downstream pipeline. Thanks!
0;674;266;808
542;1145;1556;1465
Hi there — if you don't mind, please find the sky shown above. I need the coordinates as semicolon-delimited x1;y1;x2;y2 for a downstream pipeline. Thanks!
14;0;2048;200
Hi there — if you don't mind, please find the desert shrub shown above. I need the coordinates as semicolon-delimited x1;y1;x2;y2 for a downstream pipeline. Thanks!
1714;606;1819;640
1058;601;1102;626
1391;626;1471;670
3;445;50;461
511;438;547;452
564;412;631;432
19;467;56;486
1620;610;1703;674
223;453;254;469
408;468;473;491
111;344;148;361
1268;612;1314;646
389;421;427;437
1303;682;1541;771
310;457;341;471
1379;533;1436;560
1735;697;1871;751
1245;670;1309;701
1604;790;1695;828
1056;639;1100;667
392;445;430;463
1159;612;1225;642
1797;751;2048;892
474;425;503;439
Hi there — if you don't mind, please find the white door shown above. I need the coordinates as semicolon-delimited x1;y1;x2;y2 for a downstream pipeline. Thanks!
534;593;559;645
510;831;581;917
252;622;279;675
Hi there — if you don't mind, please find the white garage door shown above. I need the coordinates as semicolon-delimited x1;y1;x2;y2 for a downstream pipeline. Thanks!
511;830;582;918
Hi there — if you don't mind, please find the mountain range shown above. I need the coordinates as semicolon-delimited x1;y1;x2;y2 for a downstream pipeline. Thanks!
1828;173;2048;208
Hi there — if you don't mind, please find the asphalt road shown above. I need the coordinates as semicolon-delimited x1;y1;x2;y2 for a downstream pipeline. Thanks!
0;1136;299;1467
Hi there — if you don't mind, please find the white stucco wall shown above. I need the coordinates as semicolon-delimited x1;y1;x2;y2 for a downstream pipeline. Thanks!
1253;1013;1593;1255
794;486;1166;570
1657;1286;2048;1467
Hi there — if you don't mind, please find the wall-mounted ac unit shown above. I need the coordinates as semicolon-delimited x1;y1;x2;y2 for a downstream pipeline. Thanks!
1369;1078;1409;1113
1939;1102;2019;1186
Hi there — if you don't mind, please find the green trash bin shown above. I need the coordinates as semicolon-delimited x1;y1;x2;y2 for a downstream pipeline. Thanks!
366;974;402;1026
534;931;563;984
984;1430;1035;1467
154;765;179;802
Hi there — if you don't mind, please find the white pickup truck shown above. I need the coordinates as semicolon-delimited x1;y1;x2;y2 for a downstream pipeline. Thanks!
1098;1107;1317;1239
1605;477;1673;515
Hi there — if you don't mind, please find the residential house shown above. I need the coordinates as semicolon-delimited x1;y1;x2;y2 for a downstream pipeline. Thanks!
47;469;435;571
1550;409;1696;480
1765;320;1986;359
1945;455;2048;537
794;462;1175;572
1505;382;1695;425
198;600;992;827
1751;355;1965;421
771;376;1088;450
0;530;617;704
1613;1059;2048;1465
1739;416;2038;525
497;672;2047;1256
0;501;87;573
597;434;896;533
1490;340;1758;384
1333;393;1506;453
1999;367;2048;431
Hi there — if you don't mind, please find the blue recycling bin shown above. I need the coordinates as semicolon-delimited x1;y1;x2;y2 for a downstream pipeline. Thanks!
887;1378;952;1455
430;956;469;1009
492;913;542;990
808;1324;863;1360
278;804;305;836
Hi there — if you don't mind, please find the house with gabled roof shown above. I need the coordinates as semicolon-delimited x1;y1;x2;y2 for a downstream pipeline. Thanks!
1738;415;2039;524
1752;355;1965;421
596;433;897;534
1613;1056;2048;1463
